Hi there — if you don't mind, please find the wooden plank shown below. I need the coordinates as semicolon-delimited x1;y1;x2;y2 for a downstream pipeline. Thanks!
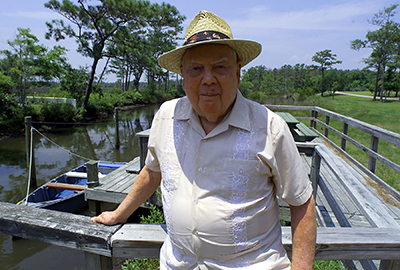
318;177;351;227
0;201;120;257
99;173;131;192
46;182;87;191
112;224;167;258
85;188;129;204
125;161;141;174
316;145;400;228
296;122;318;138
275;112;299;128
313;134;400;207
112;174;137;193
98;158;139;185
301;148;368;227
111;224;400;261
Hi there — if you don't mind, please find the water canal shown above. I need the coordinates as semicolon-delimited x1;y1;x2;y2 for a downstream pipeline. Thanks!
0;105;159;270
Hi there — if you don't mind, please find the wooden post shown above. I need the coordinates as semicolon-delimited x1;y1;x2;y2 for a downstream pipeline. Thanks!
310;150;321;199
25;116;37;189
380;260;400;270
310;110;318;129
85;252;113;270
87;160;100;216
87;160;99;188
368;135;379;173
135;129;150;170
324;116;330;137
341;123;348;151
115;107;120;150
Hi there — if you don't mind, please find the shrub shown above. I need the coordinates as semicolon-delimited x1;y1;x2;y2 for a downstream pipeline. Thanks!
248;91;268;103
121;91;143;104
0;92;24;131
40;102;76;122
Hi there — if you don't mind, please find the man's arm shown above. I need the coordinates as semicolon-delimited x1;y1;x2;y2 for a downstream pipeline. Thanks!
91;165;162;225
289;195;316;270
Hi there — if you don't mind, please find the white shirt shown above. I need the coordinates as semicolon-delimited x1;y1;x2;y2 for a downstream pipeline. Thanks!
146;91;313;269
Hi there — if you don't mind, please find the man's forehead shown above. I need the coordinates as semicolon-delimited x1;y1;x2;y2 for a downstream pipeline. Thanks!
182;44;236;63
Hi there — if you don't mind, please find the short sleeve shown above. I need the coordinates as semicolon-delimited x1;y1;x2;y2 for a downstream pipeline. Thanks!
258;113;313;206
144;110;161;172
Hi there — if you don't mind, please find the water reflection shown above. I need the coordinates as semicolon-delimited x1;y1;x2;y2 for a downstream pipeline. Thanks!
0;104;158;270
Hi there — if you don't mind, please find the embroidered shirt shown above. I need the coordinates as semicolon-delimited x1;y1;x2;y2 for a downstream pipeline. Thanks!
145;90;313;270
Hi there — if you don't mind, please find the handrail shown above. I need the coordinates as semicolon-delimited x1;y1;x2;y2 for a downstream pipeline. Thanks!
265;104;400;188
1;202;400;269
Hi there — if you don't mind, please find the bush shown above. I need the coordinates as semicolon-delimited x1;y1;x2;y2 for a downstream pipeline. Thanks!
121;90;143;104
0;92;24;131
40;102;76;122
248;91;268;103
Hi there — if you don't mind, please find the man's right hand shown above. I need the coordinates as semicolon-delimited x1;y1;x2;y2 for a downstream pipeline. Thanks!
91;211;126;225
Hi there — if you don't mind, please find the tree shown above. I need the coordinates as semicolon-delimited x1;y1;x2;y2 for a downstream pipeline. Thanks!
45;0;184;109
311;49;342;97
108;2;185;93
0;28;67;107
351;4;399;102
0;71;14;93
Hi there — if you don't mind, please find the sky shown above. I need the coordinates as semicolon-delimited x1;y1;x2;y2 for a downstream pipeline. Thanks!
1;0;399;82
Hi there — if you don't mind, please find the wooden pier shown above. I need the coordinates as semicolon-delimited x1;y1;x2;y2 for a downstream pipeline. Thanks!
1;106;400;270
85;129;152;215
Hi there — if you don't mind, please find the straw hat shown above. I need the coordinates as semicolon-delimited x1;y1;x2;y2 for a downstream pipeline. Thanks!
158;10;262;75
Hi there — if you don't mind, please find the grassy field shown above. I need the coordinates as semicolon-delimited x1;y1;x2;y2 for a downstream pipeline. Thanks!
290;94;400;190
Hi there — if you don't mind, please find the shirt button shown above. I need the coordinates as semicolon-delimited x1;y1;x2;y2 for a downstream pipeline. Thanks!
194;199;199;205
193;230;198;236
198;167;203;173
239;169;243;174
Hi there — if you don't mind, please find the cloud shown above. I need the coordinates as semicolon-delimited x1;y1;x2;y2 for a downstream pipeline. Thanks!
230;1;383;34
3;11;57;20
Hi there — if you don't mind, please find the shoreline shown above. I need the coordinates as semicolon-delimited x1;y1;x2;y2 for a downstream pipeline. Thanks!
0;103;149;142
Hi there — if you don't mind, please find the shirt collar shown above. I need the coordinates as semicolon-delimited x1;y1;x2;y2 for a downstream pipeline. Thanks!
225;90;251;132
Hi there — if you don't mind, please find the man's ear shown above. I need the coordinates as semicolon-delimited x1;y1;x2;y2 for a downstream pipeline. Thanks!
180;66;185;91
236;61;242;87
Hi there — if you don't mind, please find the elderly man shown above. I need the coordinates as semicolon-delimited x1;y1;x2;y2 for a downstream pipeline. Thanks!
92;10;316;270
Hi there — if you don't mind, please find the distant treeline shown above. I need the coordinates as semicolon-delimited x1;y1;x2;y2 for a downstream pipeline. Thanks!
237;64;399;103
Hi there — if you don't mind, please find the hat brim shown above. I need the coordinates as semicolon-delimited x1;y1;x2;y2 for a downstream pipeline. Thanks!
158;39;262;75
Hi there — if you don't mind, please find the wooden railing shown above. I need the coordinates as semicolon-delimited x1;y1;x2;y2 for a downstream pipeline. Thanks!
1;201;400;270
265;105;400;201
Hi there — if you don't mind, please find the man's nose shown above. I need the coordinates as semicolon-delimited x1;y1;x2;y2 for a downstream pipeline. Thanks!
201;67;217;85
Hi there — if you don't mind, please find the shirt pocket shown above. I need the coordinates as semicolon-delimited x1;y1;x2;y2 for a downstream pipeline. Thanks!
222;158;271;199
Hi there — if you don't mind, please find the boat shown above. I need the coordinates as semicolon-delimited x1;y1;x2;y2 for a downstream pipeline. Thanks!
17;162;125;213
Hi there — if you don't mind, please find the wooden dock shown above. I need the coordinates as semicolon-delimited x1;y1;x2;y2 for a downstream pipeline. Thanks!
1;106;400;269
85;157;140;214
85;129;151;215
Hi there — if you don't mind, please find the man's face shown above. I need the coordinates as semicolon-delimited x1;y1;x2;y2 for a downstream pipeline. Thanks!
180;43;242;125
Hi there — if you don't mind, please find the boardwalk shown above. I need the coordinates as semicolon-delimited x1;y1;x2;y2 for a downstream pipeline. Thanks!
1;106;399;269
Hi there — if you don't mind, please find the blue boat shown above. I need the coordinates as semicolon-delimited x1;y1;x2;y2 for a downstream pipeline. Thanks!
18;162;125;213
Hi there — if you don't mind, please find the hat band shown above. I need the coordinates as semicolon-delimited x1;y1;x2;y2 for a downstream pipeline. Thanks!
183;31;230;45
